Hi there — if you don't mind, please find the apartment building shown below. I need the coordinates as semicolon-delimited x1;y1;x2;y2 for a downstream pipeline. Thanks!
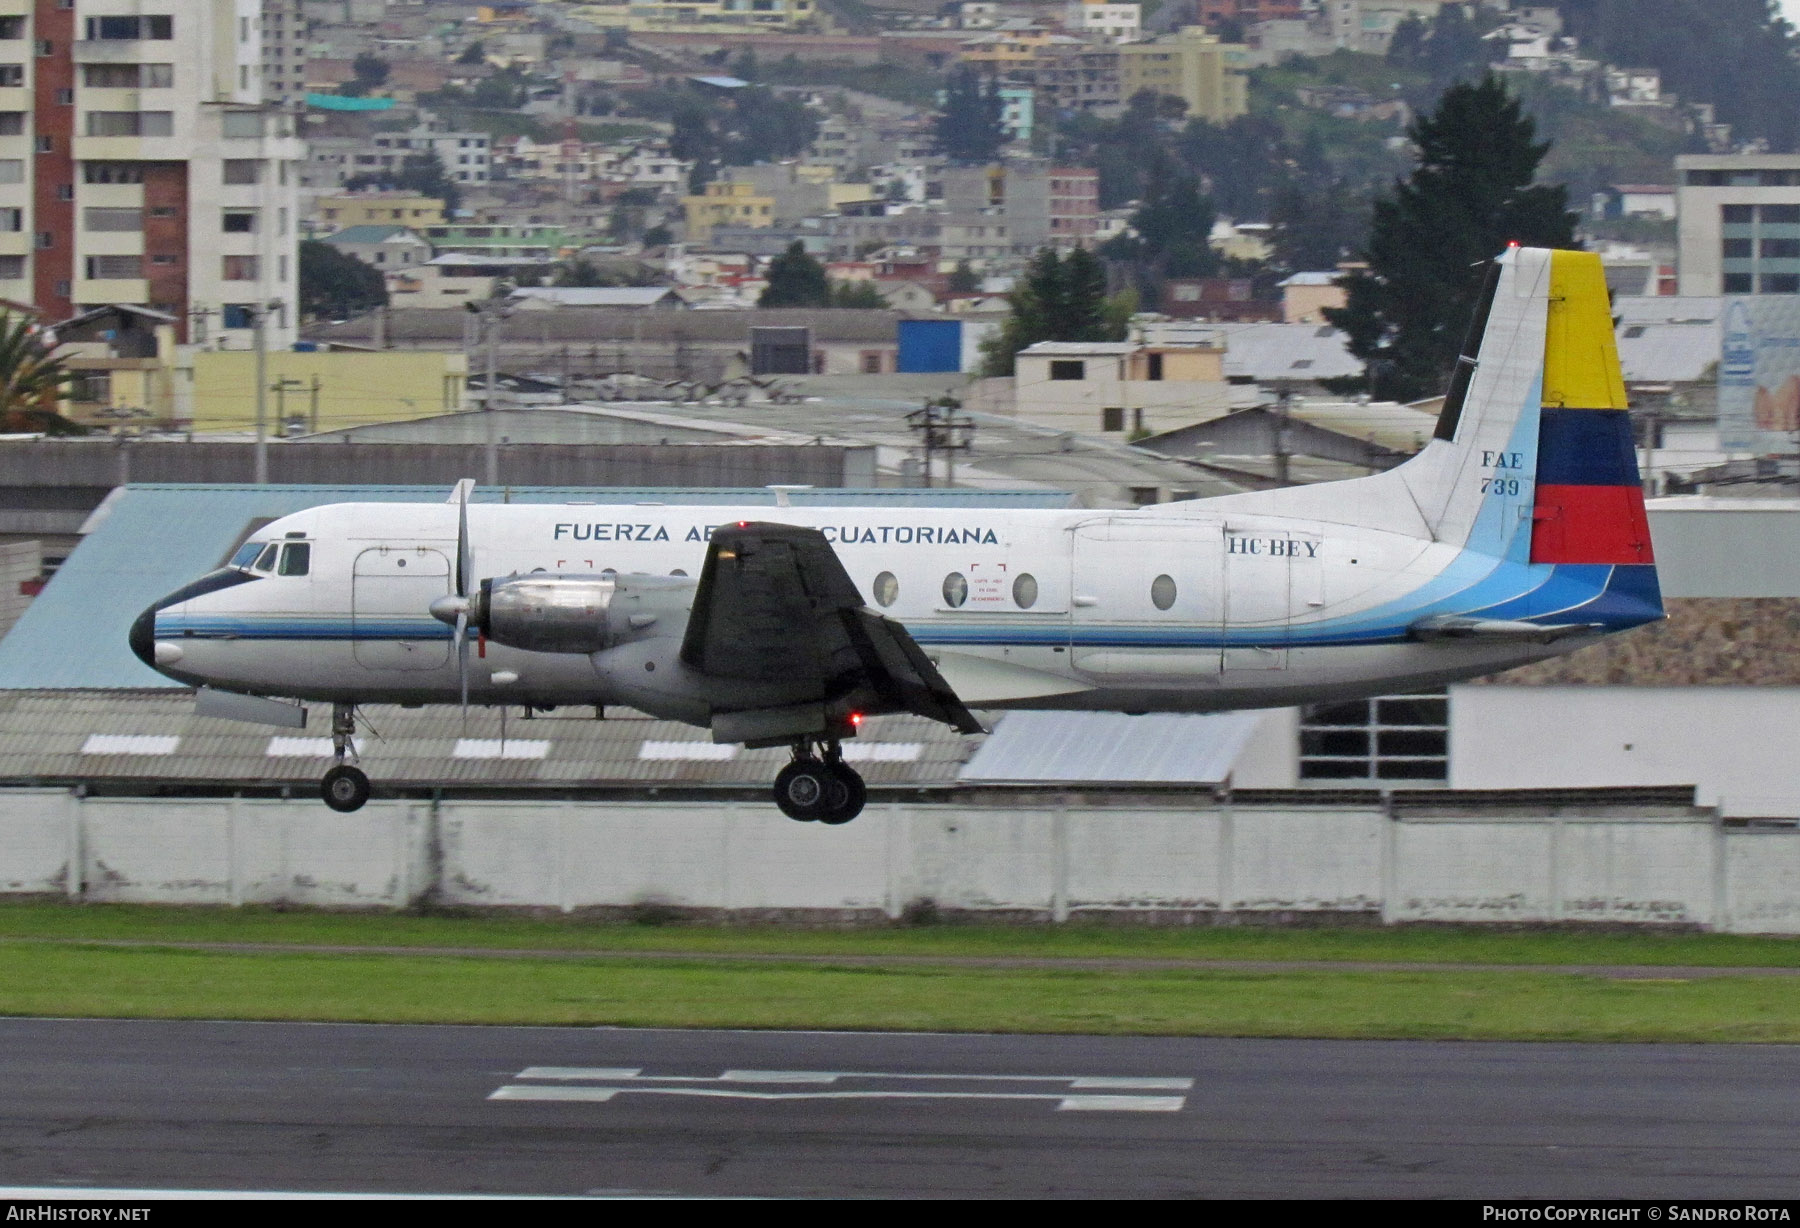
1676;153;1800;297
261;0;309;107
1117;27;1249;123
0;0;301;347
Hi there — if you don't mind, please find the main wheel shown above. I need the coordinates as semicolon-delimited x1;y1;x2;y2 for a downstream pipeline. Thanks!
773;758;830;821
321;764;371;813
817;760;866;825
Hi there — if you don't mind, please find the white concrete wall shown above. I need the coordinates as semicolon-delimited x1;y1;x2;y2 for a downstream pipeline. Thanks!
7;790;1800;932
1450;686;1800;817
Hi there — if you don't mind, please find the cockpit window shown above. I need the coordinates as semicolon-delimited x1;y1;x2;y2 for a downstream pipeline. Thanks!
253;544;279;572
278;542;310;576
229;541;264;570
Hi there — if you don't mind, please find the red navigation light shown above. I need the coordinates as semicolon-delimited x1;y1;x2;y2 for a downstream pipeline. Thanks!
1506;240;1520;248
737;520;749;528
850;712;863;727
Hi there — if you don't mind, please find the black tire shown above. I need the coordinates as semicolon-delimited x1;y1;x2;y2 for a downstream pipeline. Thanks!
818;761;866;825
321;764;371;813
773;759;830;821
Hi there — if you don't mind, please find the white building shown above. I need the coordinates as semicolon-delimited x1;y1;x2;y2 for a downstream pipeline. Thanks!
1062;1;1139;43
0;0;303;349
1675;153;1800;296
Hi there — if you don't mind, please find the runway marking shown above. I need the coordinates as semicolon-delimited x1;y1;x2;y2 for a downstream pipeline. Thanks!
492;1067;1192;1112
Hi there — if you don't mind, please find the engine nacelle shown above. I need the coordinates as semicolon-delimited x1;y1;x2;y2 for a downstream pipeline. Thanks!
474;575;618;654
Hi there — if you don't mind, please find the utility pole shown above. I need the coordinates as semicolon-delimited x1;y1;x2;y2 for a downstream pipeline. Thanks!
466;298;512;486
253;304;268;483
309;375;323;436
1274;385;1293;487
905;399;976;488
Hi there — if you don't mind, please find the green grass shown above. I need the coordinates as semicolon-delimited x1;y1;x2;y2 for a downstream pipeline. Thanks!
3;942;1800;1040
1;901;1798;967
5;903;1800;1038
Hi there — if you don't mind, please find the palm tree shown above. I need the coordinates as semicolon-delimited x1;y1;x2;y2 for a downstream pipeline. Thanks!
0;310;80;434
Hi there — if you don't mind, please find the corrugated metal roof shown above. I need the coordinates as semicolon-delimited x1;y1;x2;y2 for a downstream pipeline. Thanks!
510;287;680;308
1616;322;1718;383
958;710;1260;785
0;692;977;788
0;483;1074;690
1216;323;1363;381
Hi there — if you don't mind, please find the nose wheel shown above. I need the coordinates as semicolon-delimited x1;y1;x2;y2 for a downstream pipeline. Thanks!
773;741;865;824
320;702;370;813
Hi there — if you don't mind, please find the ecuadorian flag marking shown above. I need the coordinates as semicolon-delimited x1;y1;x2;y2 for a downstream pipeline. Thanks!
1529;250;1654;567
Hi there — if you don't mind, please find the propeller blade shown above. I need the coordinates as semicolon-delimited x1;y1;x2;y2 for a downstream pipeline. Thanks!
455;609;469;717
456;478;474;599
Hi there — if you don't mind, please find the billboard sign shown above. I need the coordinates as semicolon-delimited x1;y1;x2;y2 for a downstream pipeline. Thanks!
1719;297;1800;452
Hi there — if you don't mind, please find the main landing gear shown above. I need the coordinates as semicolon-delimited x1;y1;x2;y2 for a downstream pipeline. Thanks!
320;701;370;813
773;740;866;824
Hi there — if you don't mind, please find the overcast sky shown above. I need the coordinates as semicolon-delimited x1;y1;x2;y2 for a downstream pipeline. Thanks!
1782;1;1800;28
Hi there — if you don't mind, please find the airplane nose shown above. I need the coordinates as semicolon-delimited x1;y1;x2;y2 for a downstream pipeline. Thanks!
129;603;158;670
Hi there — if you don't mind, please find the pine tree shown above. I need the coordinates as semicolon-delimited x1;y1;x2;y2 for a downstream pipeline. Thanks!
980;248;1124;376
759;242;831;308
1326;76;1576;402
933;66;1007;165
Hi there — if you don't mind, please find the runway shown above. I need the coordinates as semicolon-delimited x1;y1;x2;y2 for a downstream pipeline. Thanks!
1;1019;1797;1198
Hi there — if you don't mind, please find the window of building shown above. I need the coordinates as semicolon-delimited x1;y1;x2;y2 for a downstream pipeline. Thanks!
148;205;177;219
34;40;48;56
84;254;142;279
0;18;21;39
0;66;22;87
84;207;143;232
1299;692;1448;782
1146;352;1163;381
222;210;256;233
1764;204;1800;225
942;572;968;609
222;159;260;185
85;15;173;40
1722;238;1753;259
1722;204;1755;225
221;303;254;329
82;63;173;89
221;111;262;139
1764;238;1800;259
1050;359;1085;380
55;88;71;105
85;111;173;137
32;135;50;153
1725;272;1754;293
0;208;17;232
1101;406;1124;432
84;162;144;184
0;255;24;279
34;231;50;248
0;113;21;135
222;255;259;280
1763;274;1800;294
1686;169;1727;186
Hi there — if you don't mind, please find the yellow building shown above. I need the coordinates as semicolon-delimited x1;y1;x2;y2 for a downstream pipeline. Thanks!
566;0;819;34
682;180;776;245
1117;27;1248;123
188;351;468;433
958;30;1062;74
311;192;447;237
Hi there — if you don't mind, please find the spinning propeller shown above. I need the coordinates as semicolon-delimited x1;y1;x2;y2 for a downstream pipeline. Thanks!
427;477;478;717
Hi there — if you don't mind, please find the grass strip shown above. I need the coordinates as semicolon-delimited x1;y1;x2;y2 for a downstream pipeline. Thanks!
0;901;1798;967
4;943;1800;1041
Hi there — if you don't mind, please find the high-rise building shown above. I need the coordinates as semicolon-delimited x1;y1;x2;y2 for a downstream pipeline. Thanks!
1676;153;1800;297
1116;27;1249;124
0;0;302;347
261;0;310;108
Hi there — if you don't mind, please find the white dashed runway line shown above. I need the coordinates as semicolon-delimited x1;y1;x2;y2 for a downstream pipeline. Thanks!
488;1066;1194;1112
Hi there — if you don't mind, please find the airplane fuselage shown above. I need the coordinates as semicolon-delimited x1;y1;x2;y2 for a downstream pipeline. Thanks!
140;499;1624;718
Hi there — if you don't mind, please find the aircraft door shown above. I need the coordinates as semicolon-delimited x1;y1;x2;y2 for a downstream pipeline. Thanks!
1222;528;1321;671
352;546;453;670
1069;518;1225;682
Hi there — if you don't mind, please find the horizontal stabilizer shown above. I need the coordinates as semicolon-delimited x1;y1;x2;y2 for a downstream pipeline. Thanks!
1408;616;1604;644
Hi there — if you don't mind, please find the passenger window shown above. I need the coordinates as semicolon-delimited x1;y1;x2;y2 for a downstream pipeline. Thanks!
253;544;278;571
278;542;310;576
942;572;967;608
873;570;898;607
1013;573;1038;609
1151;574;1177;610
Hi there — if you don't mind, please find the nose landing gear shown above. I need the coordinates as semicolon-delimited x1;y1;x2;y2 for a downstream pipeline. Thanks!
320;702;370;813
773;740;865;824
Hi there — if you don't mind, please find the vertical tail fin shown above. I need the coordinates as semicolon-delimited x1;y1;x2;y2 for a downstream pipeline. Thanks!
1402;246;1654;570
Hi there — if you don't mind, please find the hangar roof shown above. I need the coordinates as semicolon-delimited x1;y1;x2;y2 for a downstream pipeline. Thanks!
959;711;1260;785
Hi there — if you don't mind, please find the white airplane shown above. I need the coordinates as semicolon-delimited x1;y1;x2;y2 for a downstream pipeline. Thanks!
130;246;1660;823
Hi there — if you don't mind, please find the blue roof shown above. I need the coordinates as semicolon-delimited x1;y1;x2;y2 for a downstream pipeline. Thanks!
0;484;1073;690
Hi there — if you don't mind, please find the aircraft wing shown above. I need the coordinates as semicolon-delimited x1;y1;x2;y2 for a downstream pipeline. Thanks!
681;522;983;735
